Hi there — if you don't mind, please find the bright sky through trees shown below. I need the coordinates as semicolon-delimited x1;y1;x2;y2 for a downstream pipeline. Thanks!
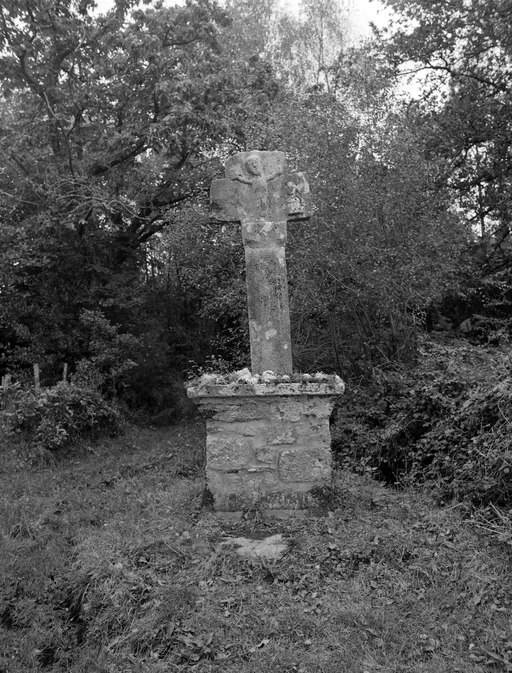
93;0;391;38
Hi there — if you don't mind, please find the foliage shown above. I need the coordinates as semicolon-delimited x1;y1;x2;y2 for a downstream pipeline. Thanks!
0;0;238;245
1;305;196;457
154;202;250;370
74;309;139;394
1;0;509;432
72;308;193;421
7;380;122;457
406;341;512;505
272;0;353;92
435;254;512;343
222;0;357;93
333;337;512;506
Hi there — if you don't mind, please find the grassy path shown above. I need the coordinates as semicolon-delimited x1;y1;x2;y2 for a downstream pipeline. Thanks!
1;422;511;672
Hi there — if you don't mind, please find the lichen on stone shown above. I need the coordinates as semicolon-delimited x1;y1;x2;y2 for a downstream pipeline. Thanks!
186;369;344;398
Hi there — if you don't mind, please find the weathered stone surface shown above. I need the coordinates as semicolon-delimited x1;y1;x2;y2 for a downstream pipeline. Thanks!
256;488;315;510
208;466;316;511
197;390;340;511
188;378;345;398
254;444;279;464
207;468;277;510
244;237;292;375
203;400;264;423
278;448;332;482
192;384;342;512
242;218;287;247
265;425;296;445
290;420;332;447
206;435;253;470
269;397;337;422
222;487;315;512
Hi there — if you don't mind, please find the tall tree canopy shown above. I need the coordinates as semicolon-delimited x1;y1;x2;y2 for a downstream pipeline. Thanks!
0;0;268;248
379;0;512;253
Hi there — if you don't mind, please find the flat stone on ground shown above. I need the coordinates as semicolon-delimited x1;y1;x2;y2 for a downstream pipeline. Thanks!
218;533;288;559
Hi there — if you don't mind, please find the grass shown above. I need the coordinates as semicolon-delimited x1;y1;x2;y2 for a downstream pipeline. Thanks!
1;421;512;672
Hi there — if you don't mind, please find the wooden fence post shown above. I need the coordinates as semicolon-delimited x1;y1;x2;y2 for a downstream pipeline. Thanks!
33;364;40;391
1;374;11;412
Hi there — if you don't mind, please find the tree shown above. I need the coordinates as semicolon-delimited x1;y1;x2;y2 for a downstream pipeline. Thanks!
292;0;351;92
220;0;358;93
373;0;512;339
0;0;256;249
0;0;279;383
222;0;278;60
378;0;512;261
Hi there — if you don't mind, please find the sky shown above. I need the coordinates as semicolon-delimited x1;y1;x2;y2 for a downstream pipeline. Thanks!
351;0;391;35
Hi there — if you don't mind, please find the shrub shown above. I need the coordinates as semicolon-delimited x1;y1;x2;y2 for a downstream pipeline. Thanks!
76;309;140;398
7;381;122;455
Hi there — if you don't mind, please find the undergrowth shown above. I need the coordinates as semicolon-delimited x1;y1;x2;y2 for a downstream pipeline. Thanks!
332;335;512;506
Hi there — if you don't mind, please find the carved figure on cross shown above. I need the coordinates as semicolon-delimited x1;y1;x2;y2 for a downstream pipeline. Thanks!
232;153;283;217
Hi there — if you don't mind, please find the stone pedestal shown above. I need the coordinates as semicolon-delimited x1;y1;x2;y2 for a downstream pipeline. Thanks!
187;377;344;514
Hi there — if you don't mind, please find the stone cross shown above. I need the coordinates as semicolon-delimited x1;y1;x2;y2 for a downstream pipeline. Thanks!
210;150;310;375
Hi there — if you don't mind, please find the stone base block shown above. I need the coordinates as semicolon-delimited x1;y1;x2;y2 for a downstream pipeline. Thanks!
188;381;342;513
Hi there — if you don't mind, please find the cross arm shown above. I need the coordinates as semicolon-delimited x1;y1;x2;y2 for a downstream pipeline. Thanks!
210;177;242;224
